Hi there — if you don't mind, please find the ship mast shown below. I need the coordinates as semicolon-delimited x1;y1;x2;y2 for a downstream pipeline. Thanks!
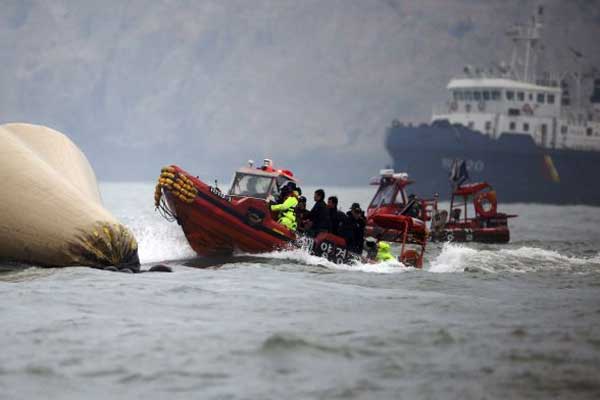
506;6;544;83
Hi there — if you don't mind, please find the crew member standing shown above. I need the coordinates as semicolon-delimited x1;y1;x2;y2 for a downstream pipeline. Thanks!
340;203;366;254
308;189;330;236
327;196;346;235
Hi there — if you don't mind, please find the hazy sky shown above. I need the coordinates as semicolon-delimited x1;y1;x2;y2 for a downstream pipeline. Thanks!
2;0;599;183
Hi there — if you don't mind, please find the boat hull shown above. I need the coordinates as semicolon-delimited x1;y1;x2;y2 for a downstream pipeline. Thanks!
386;122;600;205
160;167;294;256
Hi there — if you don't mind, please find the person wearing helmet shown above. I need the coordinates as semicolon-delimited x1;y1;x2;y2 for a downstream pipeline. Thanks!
275;181;297;204
271;185;300;231
363;237;378;261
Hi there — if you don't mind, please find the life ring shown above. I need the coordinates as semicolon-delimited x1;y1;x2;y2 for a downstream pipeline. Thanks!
522;103;533;115
474;190;497;218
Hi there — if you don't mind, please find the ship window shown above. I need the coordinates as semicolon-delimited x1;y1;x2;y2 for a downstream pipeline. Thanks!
508;108;520;116
454;91;464;101
491;90;501;100
537;93;545;103
517;91;525;101
587;128;593;136
464;91;473;101
529;93;533;100
523;122;529;131
561;125;568;134
473;91;482;101
465;103;472;112
485;121;491;130
547;94;555;104
483;91;490;101
506;90;515;100
453;91;459;101
509;121;516;130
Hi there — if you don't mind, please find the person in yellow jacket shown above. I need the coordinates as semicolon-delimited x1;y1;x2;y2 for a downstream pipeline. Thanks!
376;241;395;262
271;188;299;231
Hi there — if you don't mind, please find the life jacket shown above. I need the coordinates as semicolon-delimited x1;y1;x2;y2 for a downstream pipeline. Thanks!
271;194;298;230
376;241;394;262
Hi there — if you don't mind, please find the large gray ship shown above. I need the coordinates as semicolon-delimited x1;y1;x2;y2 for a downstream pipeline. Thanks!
386;7;600;205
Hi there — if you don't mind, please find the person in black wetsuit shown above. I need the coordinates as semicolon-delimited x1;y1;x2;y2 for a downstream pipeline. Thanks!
307;189;330;237
340;203;366;254
327;196;347;235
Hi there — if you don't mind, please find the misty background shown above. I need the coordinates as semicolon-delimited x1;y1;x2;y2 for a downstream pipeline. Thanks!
2;0;599;184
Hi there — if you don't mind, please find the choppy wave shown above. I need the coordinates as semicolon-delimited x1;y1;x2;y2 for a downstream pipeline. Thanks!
429;243;600;274
244;248;411;274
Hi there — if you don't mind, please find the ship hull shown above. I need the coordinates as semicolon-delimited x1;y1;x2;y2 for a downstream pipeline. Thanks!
386;122;600;205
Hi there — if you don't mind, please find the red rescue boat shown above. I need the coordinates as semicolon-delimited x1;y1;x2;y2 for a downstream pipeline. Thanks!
365;170;428;268
428;181;517;243
154;159;298;256
154;159;363;264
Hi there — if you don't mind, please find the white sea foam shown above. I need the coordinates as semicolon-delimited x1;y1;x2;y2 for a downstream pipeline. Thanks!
245;248;410;274
428;243;479;273
128;218;196;264
429;243;600;274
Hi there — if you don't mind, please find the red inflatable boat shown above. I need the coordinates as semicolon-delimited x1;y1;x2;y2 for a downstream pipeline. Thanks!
154;160;298;256
366;167;516;245
154;159;362;264
365;170;428;268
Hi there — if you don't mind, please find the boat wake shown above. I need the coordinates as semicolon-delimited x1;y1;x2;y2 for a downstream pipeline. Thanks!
244;248;411;274
429;243;600;274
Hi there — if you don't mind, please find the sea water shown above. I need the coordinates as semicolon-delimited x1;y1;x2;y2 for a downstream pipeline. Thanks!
1;182;599;399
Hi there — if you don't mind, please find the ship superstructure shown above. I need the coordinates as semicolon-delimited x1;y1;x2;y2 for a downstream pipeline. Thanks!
385;6;600;205
431;7;600;153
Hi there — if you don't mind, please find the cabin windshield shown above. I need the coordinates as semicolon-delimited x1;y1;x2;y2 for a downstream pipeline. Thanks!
229;173;275;199
394;188;407;205
369;182;397;208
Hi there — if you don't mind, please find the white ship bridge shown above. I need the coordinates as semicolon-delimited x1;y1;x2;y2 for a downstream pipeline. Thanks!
432;77;600;151
431;5;600;152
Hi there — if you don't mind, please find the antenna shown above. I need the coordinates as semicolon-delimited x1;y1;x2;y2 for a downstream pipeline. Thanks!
505;4;544;83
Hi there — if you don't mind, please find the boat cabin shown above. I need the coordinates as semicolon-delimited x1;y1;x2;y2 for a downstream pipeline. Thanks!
228;160;297;201
367;169;410;216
